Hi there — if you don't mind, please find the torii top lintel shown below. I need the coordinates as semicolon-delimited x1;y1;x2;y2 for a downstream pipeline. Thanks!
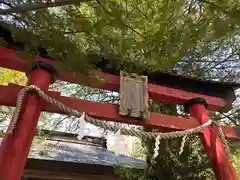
0;22;240;112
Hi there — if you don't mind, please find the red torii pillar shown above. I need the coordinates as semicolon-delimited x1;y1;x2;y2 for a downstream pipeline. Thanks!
0;62;55;180
185;98;238;180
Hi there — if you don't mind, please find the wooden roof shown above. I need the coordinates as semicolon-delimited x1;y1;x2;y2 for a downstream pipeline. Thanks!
1;129;146;179
28;132;146;169
23;158;118;180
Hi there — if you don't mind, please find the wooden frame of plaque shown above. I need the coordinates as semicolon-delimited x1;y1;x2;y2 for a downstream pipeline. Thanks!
119;71;149;120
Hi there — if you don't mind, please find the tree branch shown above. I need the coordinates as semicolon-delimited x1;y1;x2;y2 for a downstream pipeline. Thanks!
220;112;240;127
96;0;145;38
199;0;229;15
0;1;14;8
0;0;89;15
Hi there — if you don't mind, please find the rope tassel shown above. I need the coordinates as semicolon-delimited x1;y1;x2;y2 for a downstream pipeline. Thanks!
152;135;161;163
179;135;187;155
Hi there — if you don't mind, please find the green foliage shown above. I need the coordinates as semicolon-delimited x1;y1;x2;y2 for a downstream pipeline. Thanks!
115;102;213;180
0;130;4;137
2;0;240;76
0;68;27;85
232;149;240;177
130;138;147;159
115;165;146;180
0;68;27;123
0;37;6;46
144;103;213;179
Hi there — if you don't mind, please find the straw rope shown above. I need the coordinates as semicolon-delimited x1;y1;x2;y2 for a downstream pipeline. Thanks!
6;85;231;159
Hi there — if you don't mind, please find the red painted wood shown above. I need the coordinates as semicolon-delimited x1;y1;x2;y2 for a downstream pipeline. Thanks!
0;69;52;180
87;72;227;112
0;84;239;140
0;47;55;72
0;47;228;111
189;104;238;180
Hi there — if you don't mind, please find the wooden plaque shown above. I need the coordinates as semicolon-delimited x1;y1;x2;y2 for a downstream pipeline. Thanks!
119;71;149;120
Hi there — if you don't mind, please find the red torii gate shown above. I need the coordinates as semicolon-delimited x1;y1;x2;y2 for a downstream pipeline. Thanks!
0;47;239;180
